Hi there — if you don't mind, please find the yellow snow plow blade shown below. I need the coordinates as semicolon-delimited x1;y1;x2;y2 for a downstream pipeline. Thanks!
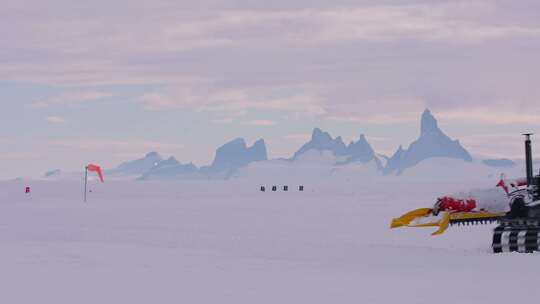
391;208;504;236
390;208;433;228
431;212;450;235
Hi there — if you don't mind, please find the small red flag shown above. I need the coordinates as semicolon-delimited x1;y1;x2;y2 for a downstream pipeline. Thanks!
496;179;508;194
87;164;104;183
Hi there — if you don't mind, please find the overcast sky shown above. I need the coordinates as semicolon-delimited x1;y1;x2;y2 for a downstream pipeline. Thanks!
2;0;540;178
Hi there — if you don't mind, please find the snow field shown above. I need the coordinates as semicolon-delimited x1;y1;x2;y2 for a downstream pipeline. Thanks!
1;179;539;304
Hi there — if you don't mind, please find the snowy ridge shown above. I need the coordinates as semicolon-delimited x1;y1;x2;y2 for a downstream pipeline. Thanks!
109;152;163;176
482;158;516;168
292;128;378;166
140;157;201;180
140;138;268;180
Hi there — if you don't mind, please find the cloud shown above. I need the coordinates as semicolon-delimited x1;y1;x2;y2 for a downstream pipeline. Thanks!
46;116;66;124
3;1;540;88
438;109;540;125
32;90;114;108
211;118;235;124
0;151;42;161
242;120;277;126
458;133;533;159
138;92;179;111
47;139;184;151
52;90;113;104
3;1;540;123
28;101;50;109
138;84;327;118
137;87;242;111
327;112;420;124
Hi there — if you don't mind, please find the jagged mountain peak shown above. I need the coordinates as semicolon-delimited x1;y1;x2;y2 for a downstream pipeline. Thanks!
252;138;266;147
384;110;472;174
250;139;268;159
209;137;268;172
353;134;368;145
312;128;333;143
111;151;164;176
293;128;347;159
420;108;442;137
347;134;370;149
293;129;376;164
343;134;376;164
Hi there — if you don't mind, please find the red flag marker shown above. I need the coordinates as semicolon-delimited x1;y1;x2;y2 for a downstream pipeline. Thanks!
86;164;104;183
84;163;104;202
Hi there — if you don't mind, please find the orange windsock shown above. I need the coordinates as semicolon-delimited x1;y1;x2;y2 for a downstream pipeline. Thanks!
86;164;104;182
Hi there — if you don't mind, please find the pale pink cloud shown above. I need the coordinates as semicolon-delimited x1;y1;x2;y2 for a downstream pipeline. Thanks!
242;120;277;126
438;109;540;125
32;90;114;108
46;116;66;124
211;118;235;124
47;139;184;152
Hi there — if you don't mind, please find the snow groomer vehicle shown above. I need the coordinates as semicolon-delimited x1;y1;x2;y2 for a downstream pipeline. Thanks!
391;134;540;253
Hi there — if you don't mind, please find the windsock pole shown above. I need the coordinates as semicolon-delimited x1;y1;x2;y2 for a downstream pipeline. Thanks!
84;166;88;203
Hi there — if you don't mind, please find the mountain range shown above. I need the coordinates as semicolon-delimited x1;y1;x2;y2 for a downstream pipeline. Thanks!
113;138;268;180
49;109;518;181
293;128;379;166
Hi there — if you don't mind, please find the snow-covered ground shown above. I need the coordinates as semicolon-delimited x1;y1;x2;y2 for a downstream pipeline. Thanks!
2;178;539;304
